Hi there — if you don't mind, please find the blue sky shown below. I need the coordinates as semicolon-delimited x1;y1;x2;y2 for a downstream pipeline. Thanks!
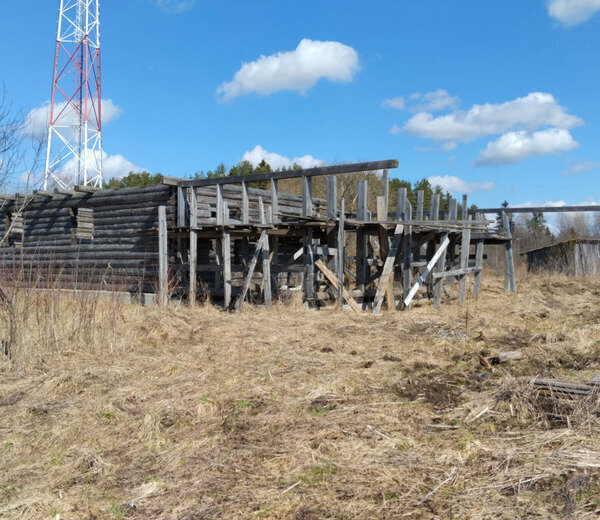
1;0;600;209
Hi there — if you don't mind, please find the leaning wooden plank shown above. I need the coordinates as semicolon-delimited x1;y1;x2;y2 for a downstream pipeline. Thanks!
315;259;362;314
403;237;450;308
234;231;266;312
372;224;404;315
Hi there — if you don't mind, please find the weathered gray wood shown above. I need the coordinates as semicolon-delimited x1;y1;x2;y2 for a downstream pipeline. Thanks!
267;179;278;223
241;182;250;225
402;202;412;307
179;160;399;188
234;230;267;312
381;169;389;212
372;224;404;314
475;205;600;214
304;230;315;304
502;212;517;292
326;176;337;220
259;198;272;308
315;259;362;314
473;214;484;300
356;180;369;294
158;205;168;305
458;226;472;305
403;236;450;308
222;202;232;308
431;193;440;221
462;194;468;221
177;186;188;227
433;232;449;308
188;188;198;307
416;190;424;221
338;198;345;309
216;184;224;225
397;187;407;221
433;267;481;279
302;175;313;217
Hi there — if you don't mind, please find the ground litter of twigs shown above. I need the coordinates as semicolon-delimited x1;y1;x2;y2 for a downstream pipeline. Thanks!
1;272;600;519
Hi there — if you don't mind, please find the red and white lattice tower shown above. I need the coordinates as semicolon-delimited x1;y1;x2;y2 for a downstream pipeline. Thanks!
44;0;102;189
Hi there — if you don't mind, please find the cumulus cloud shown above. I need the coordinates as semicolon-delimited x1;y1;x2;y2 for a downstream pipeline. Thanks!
427;175;496;194
382;89;458;113
389;124;401;135
562;160;600;175
151;0;196;13
475;128;578;166
548;0;600;26
57;150;144;183
403;92;582;144
216;39;360;102
241;145;325;171
381;97;406;110
410;89;459;113
23;99;122;139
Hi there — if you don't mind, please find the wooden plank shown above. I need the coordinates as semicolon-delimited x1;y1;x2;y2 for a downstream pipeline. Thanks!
260;198;272;309
356;180;369;292
432;267;480;279
416;190;424;221
381;169;389;212
234;231;266;312
189;188;198;307
473;214;484;300
372;224;404;314
474;205;600;214
402;202;412;307
302;175;313;217
403;236;450;308
338;198;345;310
222;202;232;309
326;176;337;219
458;226;472;305
433;233;448;308
241;181;250;225
178;160;399;188
270;179;279;223
216;185;224;225
377;195;394;309
462;194;468;221
315;259;362;314
158;205;168;305
502;212;517;292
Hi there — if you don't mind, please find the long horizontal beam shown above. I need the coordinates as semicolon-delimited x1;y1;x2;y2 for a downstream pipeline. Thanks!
474;205;600;214
177;160;399;188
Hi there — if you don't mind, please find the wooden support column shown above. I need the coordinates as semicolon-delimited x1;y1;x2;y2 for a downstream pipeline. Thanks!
338;198;345;310
458;222;472;306
373;223;404;314
416;190;424;221
235;231;266;312
302;175;313;217
326;175;338;272
473;213;485;300
426;193;441;297
503;212;517;293
462;194;468;221
222;201;232;309
433;198;451;308
176;186;188;265
240;181;250;266
158;205;168;305
188;187;198;307
400;187;413;308
302;176;315;304
381;169;389;213
259;199;272;309
270;179;279;223
214;185;224;291
356;180;369;294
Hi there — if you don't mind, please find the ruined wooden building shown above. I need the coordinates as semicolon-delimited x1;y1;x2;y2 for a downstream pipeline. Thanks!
521;238;600;276
0;160;516;312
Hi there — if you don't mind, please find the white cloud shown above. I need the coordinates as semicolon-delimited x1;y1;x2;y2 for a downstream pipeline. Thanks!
216;39;360;102
427;175;496;194
389;124;401;135
403;92;582;144
151;0;196;13
23;99;122;139
475;128;578;166
381;97;405;110
411;89;459;113
241;145;325;171
548;0;600;26
562;160;600;175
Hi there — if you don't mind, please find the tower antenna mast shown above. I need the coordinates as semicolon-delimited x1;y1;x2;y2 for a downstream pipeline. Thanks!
44;0;103;189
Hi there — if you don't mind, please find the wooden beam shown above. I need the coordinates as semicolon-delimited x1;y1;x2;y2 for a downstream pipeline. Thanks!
189;188;198;307
222;202;232;308
474;205;600;214
338;198;346;310
326;175;337;220
458;226;472;305
234;231;267;312
503;212;517;293
473;214;485;300
270;179;279;223
302;175;313;217
158;205;168;305
178;160;399;188
372;224;404;314
315;259;362;314
404;237;450;308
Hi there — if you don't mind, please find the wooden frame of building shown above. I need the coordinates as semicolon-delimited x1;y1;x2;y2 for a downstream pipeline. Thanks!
0;160;516;311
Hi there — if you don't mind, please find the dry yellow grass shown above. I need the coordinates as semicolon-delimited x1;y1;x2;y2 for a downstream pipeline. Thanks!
1;273;600;519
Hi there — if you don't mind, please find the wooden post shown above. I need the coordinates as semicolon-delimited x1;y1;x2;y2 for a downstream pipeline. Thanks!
338;198;345;310
222;201;232;309
434;199;450;308
302;175;313;217
417;190;424;221
356;180;368;293
462;194;468;221
402;201;412;307
214;184;224;291
502;212;516;293
431;193;440;221
216;184;224;225
458;223;471;306
158;205;168;305
382;169;389;212
426;193;441;297
373;224;404;314
270;179;279;223
473;213;485;300
304;229;315;305
241;181;250;225
235;231;266;312
188;187;197;307
326;175;337;220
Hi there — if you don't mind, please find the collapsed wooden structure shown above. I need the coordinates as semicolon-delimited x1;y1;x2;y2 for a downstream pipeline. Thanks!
0;160;517;311
521;238;600;276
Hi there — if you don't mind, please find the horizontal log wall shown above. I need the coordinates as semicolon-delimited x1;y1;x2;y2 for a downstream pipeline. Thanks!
0;184;175;293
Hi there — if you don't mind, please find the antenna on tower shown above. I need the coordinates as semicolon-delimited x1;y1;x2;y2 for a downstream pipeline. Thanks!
44;0;103;189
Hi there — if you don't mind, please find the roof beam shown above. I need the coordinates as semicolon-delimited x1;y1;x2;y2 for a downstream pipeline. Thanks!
177;160;399;188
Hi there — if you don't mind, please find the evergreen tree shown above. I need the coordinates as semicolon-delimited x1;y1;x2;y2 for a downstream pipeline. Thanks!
103;171;163;189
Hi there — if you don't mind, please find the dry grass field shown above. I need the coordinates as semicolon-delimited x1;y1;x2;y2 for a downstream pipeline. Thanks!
1;273;600;519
